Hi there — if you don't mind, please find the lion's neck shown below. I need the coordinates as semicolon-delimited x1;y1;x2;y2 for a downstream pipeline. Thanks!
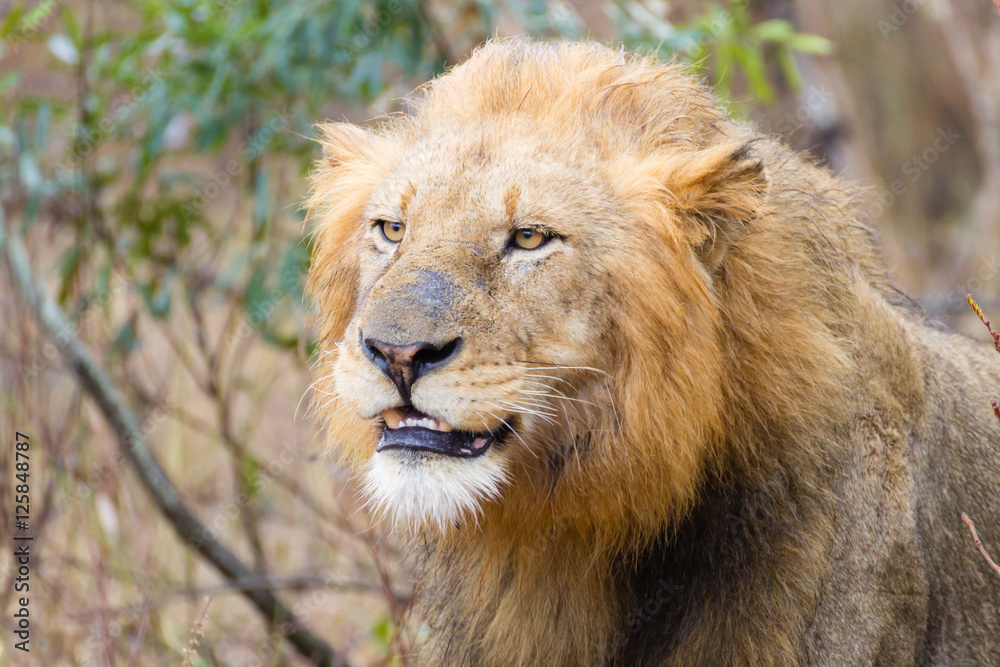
414;519;623;665
414;424;840;666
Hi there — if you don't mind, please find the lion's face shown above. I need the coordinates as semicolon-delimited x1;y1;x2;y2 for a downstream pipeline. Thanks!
309;43;769;535
330;127;631;529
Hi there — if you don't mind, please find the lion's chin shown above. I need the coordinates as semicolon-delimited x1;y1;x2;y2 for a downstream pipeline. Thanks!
362;447;509;532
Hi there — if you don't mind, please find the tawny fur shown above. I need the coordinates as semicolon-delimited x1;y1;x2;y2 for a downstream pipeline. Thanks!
307;39;1000;665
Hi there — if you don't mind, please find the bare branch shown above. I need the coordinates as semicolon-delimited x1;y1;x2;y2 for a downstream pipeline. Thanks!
0;205;343;667
962;513;1000;579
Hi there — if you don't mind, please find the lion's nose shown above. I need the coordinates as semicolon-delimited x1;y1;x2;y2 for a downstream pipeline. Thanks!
363;337;462;403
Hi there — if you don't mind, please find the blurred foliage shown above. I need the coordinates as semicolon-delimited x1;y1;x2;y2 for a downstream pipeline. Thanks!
0;0;827;362
612;0;831;103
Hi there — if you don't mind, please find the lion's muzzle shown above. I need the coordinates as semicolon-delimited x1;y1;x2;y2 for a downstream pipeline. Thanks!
358;265;506;458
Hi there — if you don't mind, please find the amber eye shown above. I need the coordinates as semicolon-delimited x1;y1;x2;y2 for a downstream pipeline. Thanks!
512;228;549;250
378;220;405;243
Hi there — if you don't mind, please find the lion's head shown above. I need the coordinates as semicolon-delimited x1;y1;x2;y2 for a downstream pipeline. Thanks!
306;40;848;542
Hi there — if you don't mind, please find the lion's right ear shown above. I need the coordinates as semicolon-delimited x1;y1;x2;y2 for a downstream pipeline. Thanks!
317;122;374;167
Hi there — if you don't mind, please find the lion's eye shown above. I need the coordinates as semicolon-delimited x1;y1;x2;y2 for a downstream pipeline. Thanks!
511;228;549;250
378;220;405;243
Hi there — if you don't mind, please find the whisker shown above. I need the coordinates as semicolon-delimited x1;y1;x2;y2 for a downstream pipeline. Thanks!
520;388;605;410
296;372;339;421
497;398;558;417
482;407;532;453
519;373;575;386
513;361;613;379
496;404;558;426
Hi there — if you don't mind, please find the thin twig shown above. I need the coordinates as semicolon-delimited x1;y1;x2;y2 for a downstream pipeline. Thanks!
0;205;343;667
180;596;213;667
967;294;1000;430
967;294;1000;354
961;513;1000;579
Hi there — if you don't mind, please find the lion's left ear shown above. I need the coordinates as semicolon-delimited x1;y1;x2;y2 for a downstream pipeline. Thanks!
672;142;769;270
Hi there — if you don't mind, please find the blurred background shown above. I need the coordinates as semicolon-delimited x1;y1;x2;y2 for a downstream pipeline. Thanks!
0;0;998;664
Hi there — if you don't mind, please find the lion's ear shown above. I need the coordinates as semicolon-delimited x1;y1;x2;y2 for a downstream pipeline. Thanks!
306;123;383;342
317;122;374;167
673;142;769;270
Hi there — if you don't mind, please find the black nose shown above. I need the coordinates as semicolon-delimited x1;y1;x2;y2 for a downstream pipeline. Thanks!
363;336;461;403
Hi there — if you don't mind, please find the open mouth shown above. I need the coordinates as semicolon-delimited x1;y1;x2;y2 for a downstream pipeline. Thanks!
377;407;507;458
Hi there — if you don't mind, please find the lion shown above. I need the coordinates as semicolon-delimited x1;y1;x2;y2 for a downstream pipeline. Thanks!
306;39;1000;665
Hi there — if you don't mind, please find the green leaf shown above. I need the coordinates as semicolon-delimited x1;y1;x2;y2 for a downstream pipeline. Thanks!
0;71;20;96
18;151;43;192
244;266;273;328
753;19;793;43
372;616;393;648
34;103;51;150
113;315;139;356
0;125;15;149
788;33;833;55
0;6;25;38
240;457;261;500
278;239;308;296
57;246;81;303
777;48;803;92
140;282;172;318
23;0;58;28
252;166;269;234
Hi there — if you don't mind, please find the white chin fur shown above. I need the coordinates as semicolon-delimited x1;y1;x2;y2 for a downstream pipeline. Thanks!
362;448;508;532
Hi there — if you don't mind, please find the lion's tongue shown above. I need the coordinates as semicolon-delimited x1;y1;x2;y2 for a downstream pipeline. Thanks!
467;437;490;452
